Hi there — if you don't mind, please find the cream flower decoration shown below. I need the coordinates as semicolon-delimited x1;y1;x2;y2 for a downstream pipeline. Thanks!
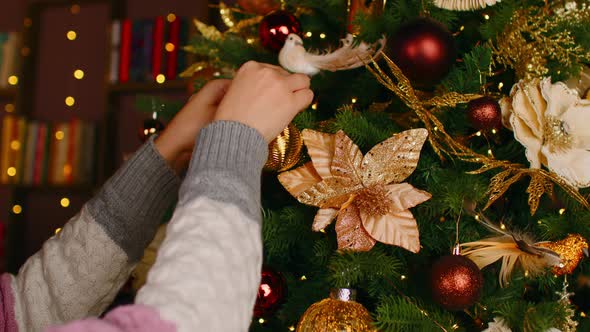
278;129;431;253
500;77;590;189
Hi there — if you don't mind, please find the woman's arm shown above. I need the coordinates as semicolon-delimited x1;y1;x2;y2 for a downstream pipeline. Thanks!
4;137;180;332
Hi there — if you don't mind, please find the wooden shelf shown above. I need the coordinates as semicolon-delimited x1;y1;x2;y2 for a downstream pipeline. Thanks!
1;183;96;193
108;80;188;94
0;87;17;99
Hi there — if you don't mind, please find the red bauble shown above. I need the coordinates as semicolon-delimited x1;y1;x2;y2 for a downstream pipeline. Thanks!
254;266;287;317
138;118;165;143
430;255;483;311
238;0;280;15
389;18;456;88
259;10;301;52
467;96;502;130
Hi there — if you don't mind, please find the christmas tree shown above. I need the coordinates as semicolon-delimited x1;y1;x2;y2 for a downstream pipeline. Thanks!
139;0;590;330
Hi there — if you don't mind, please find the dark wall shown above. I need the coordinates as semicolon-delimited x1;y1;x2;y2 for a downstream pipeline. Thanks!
0;0;208;265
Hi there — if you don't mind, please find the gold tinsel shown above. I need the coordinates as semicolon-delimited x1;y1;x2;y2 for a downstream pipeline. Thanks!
264;124;303;172
492;6;590;81
367;54;590;214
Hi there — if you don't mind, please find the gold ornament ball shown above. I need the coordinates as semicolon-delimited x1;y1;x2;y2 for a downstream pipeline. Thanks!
296;289;375;332
264;124;303;172
537;234;589;276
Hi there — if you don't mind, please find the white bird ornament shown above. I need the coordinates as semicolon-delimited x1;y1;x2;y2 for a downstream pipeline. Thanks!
278;33;385;76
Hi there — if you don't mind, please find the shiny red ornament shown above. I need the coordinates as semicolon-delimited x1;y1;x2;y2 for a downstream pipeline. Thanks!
259;10;301;52
430;254;483;311
467;96;502;130
237;0;280;15
138;118;165;143
254;266;287;317
389;17;456;88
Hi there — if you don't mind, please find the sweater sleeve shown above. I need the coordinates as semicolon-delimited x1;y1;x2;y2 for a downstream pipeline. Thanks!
44;121;268;332
8;137;180;332
136;121;268;332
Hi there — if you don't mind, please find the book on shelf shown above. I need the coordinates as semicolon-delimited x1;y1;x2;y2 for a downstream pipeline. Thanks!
0;115;97;186
112;16;191;85
0;32;21;88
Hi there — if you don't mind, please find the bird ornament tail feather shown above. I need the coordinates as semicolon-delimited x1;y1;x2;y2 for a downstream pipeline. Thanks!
279;33;385;76
460;209;561;287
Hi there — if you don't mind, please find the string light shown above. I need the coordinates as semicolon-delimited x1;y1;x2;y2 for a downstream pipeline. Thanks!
246;38;255;44
452;324;460;330
70;4;81;14
5;104;14;113
487;149;493;156
73;69;84;79
8;76;18;86
305;31;312;37
439;216;446;222
165;43;175;52
289;326;295;331
55;228;62;234
258;318;265;324
559;208;566;215
156;74;166;84
60;197;70;208
66;30;77;40
581;312;587;318
475;131;482;137
401;275;407;280
498;82;504;90
300;275;307;281
319;33;326;39
167;13;177;23
484;14;490;20
55;130;65;140
12;205;22;214
63;164;72;177
10;140;20;151
474;214;480;221
7;167;16;177
491;128;497;134
65;96;75;106
351;97;357;104
319;228;325;233
500;223;506;230
311;102;318;110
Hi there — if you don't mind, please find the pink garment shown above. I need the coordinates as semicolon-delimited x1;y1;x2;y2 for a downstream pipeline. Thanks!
1;274;18;332
44;305;176;332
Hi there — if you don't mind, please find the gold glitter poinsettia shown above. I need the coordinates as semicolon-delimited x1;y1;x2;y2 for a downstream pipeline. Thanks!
500;77;590;189
278;129;431;253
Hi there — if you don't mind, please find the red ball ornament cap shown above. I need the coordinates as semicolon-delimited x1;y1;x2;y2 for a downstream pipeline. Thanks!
259;10;302;52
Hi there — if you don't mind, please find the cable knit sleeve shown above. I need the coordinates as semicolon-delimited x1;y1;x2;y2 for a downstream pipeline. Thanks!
7;137;180;332
45;121;268;332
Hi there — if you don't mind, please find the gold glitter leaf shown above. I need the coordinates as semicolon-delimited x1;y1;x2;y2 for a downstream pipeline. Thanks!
331;131;364;186
302;129;336;179
297;177;362;208
526;173;550;215
484;170;525;210
335;204;376;251
193;19;223;41
278;162;322;197
361;128;428;187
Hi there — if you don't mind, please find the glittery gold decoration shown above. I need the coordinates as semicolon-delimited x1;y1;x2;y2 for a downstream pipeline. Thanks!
193;18;223;41
296;289;376;332
491;7;590;81
278;129;431;253
537;234;589;276
367;53;590;214
264;124;303;172
555;279;579;332
543;116;572;153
